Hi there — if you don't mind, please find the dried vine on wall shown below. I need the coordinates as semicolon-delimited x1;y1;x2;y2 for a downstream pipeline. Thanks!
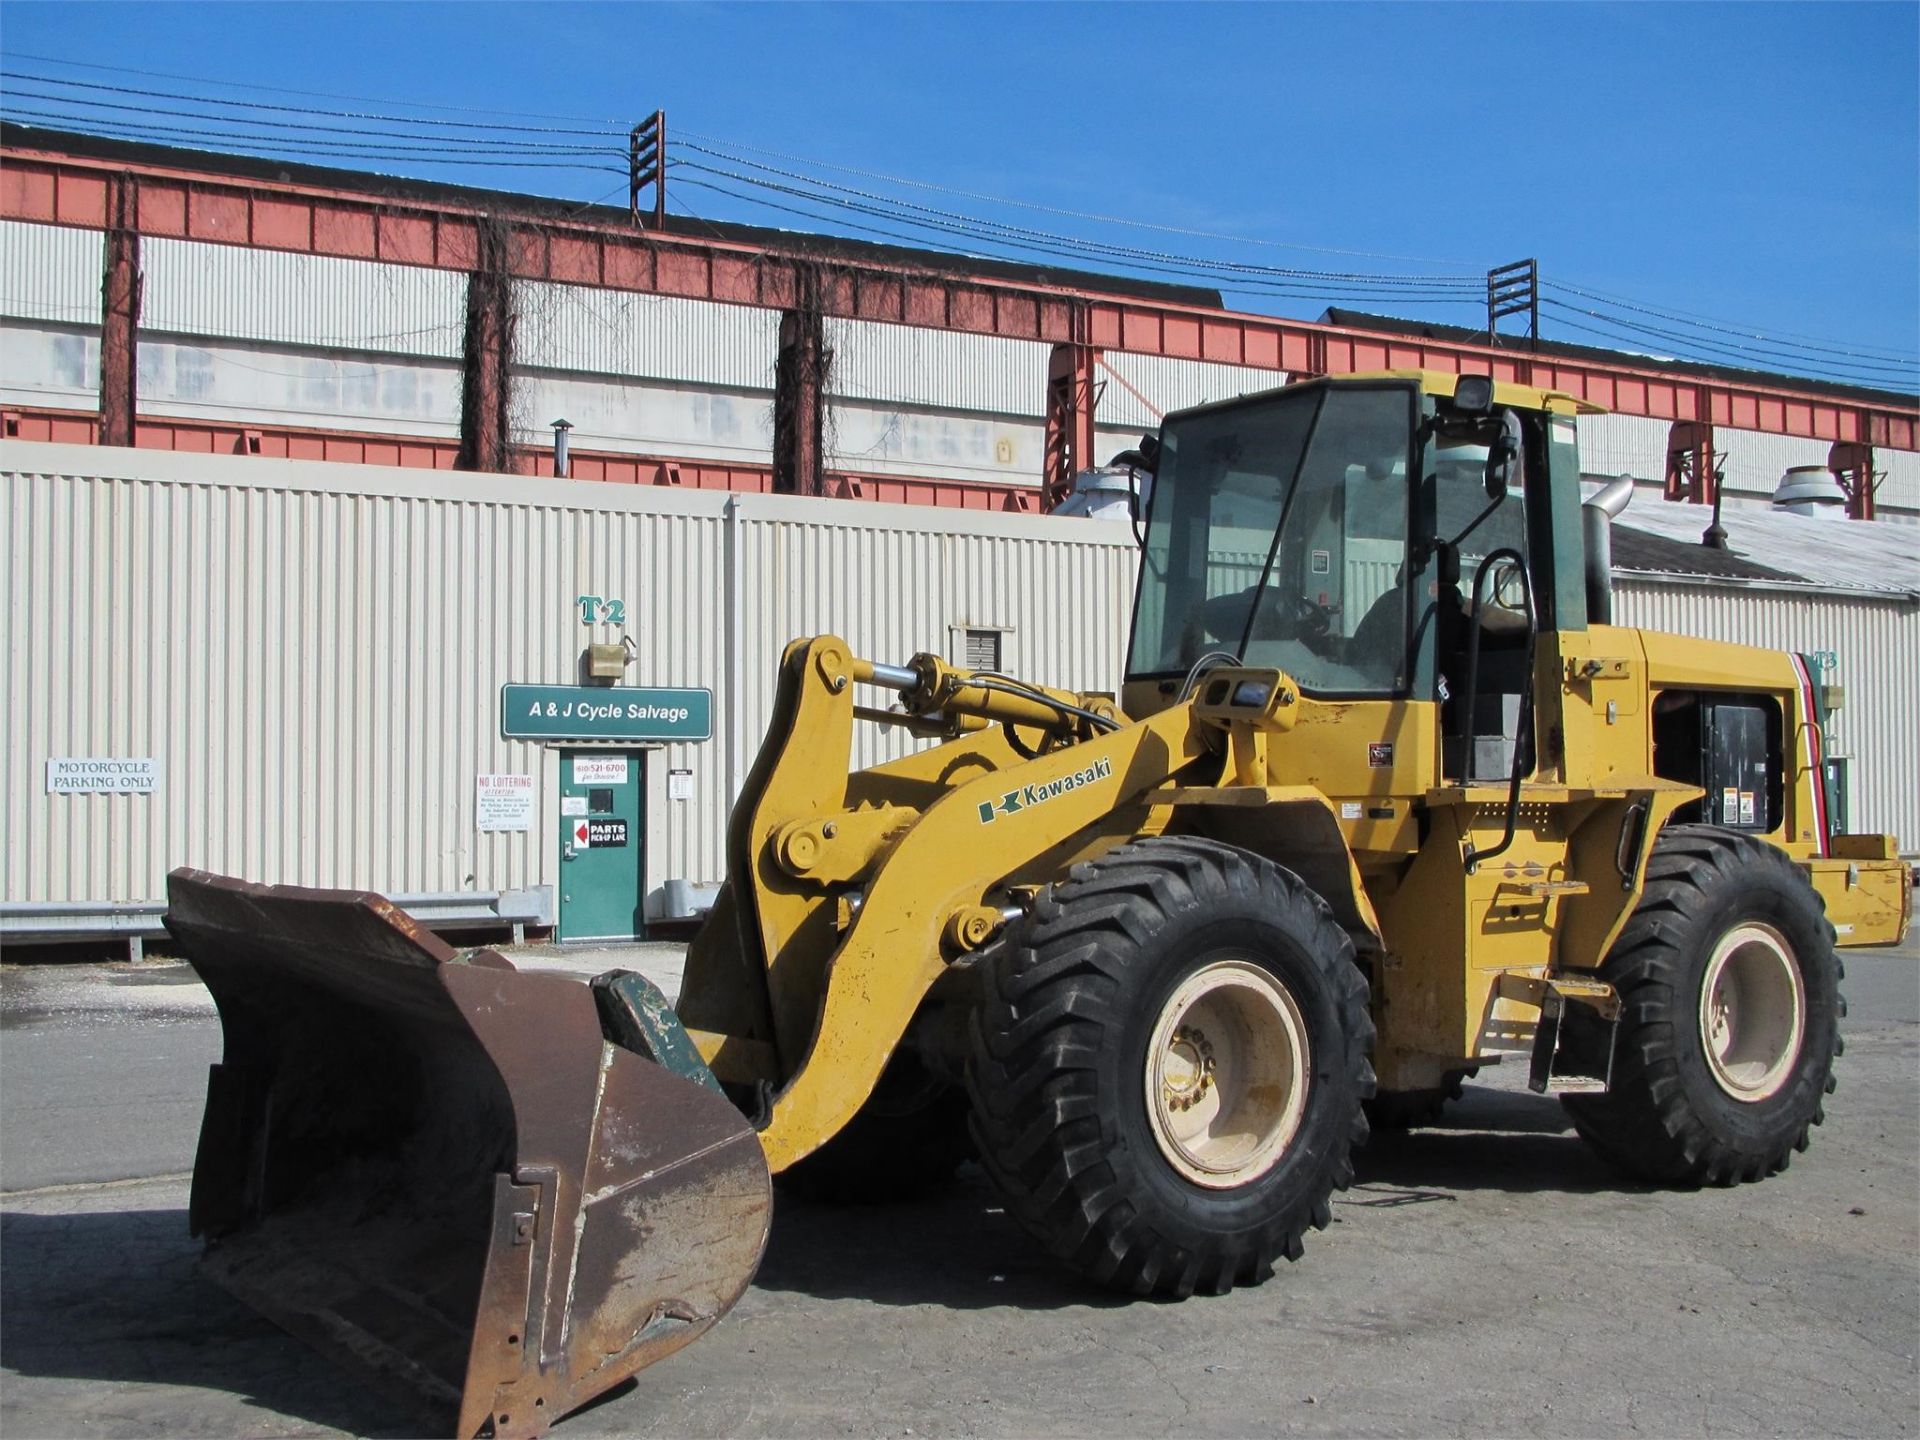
456;213;518;473
772;262;838;496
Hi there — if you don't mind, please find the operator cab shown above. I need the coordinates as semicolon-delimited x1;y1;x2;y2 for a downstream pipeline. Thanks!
1122;372;1581;786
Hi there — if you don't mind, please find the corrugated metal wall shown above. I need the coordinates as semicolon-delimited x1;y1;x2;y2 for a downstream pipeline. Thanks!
1614;580;1920;848
144;237;467;359
2;443;731;905
521;280;777;389
0;441;1135;911
6;436;1914;926
1097;352;1285;431
736;501;1137;780
827;321;1047;417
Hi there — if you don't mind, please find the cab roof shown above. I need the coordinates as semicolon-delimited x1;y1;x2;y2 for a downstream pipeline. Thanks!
1361;369;1608;417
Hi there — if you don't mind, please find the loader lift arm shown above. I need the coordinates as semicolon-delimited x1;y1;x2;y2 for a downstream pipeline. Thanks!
674;633;1218;1171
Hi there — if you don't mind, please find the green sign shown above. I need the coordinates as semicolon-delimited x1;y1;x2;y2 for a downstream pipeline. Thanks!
501;685;712;742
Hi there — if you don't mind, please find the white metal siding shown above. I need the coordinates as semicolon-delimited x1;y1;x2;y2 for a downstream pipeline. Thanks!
733;498;1136;785
1;442;1136;909
0;319;100;407
1577;411;1920;519
143;238;466;359
1575;412;1671;481
135;337;465;435
2;443;730;906
1614;579;1920;850
1096;353;1284;431
1715;428;1834;502
520;281;778;390
0;220;103;325
1875;447;1920;515
826;321;1048;417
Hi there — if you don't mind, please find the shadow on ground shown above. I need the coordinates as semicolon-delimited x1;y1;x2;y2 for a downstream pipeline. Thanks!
1;1088;1641;1430
758;1084;1641;1306
754;1165;1119;1311
0;1207;410;1437
1350;1084;1639;1200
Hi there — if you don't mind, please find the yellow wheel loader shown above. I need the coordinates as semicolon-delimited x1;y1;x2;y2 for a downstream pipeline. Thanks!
168;371;1911;1436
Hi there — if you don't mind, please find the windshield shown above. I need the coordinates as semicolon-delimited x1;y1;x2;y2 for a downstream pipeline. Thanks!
1126;383;1415;694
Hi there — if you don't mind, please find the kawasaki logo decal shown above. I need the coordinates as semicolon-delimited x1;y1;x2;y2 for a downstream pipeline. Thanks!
978;757;1115;824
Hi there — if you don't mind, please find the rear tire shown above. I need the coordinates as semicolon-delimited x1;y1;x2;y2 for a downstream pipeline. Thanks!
1563;826;1843;1186
966;837;1373;1298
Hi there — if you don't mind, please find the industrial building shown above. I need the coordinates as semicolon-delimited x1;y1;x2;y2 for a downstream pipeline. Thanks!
1;125;1915;948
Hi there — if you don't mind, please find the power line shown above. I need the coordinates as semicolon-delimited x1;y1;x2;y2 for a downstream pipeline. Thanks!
5;56;1909;383
1544;279;1917;365
1540;299;1917;387
674;170;1482;309
676;128;1486;270
674;160;1482;300
0;110;628;176
1548;277;1918;362
4;50;631;129
0;85;627;156
677;144;1481;289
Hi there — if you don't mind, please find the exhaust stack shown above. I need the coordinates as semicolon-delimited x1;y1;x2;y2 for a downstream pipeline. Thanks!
1582;474;1635;625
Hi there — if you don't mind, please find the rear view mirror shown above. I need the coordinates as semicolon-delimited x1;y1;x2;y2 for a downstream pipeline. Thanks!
1486;410;1522;499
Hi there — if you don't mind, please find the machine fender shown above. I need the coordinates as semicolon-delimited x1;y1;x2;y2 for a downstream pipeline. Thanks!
1160;785;1386;953
1553;781;1698;970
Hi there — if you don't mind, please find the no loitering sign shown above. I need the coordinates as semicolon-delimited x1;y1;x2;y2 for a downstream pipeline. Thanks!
47;757;160;794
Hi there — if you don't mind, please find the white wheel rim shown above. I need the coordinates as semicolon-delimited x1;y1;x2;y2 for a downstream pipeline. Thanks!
1698;922;1806;1102
1143;959;1310;1188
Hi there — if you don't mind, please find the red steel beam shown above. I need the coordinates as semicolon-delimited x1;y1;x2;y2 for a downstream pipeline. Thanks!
1043;338;1099;506
3;141;1915;452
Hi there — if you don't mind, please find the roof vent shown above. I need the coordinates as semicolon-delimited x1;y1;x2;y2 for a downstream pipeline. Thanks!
1772;465;1844;518
1053;465;1145;521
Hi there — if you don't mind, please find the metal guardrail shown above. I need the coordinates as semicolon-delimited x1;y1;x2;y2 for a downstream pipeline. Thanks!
0;887;554;960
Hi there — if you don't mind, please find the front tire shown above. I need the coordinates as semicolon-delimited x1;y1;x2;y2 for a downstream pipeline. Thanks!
1563;826;1843;1186
966;837;1374;1298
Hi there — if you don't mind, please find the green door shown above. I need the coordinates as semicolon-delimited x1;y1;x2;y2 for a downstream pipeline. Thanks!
557;749;645;942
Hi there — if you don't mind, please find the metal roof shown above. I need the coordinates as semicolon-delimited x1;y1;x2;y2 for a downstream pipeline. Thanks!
1599;488;1920;598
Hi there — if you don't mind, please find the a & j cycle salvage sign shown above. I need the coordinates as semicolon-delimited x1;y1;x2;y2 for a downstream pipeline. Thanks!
501;685;713;743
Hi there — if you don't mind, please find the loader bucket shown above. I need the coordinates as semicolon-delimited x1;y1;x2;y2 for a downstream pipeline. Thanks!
165;869;771;1439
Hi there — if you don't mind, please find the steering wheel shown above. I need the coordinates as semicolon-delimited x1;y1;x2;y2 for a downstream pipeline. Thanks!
1191;585;1334;649
1266;590;1335;644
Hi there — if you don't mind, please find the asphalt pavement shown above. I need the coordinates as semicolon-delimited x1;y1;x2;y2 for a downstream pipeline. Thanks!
3;933;1915;1438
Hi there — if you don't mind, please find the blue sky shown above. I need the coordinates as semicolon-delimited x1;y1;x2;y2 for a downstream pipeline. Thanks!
5;2;1916;389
